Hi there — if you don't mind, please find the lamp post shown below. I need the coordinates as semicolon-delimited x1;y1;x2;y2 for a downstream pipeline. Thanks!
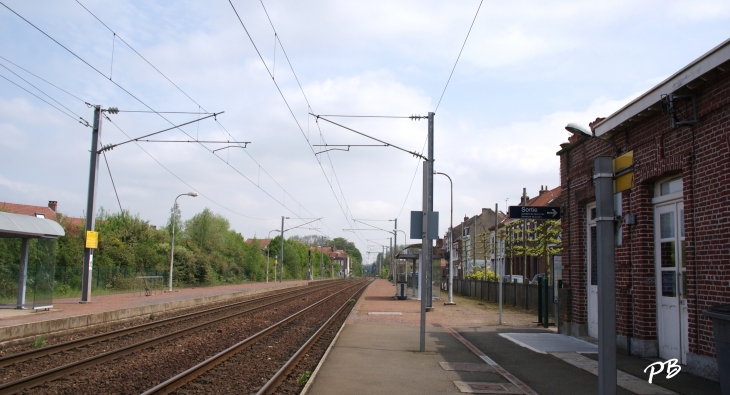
266;229;280;283
169;192;198;292
434;171;454;305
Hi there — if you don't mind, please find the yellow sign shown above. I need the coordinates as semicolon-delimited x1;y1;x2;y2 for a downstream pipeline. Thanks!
613;150;633;172
615;172;634;193
85;231;99;249
613;150;634;193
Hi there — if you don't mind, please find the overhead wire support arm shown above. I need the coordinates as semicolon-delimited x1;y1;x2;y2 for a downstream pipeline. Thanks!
310;114;427;160
312;144;387;155
284;218;322;232
98;112;224;153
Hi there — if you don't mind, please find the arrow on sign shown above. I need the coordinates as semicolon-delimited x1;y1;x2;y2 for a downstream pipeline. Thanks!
548;209;558;217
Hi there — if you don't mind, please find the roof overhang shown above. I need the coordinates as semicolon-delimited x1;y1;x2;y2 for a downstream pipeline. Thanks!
594;38;730;137
0;212;65;239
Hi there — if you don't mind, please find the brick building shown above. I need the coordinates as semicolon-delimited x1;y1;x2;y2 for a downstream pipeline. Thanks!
450;208;500;278
556;38;730;380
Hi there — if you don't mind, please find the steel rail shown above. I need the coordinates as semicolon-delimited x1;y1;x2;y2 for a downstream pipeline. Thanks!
0;281;349;394
141;279;369;395
257;279;370;394
0;281;335;369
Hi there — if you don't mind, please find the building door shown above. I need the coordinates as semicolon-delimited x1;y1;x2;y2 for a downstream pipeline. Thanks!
586;204;598;338
655;199;687;362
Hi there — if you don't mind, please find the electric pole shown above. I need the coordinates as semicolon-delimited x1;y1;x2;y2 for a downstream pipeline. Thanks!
81;106;102;303
420;111;434;352
280;216;285;282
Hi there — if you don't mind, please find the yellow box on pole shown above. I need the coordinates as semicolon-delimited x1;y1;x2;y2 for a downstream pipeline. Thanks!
85;231;99;249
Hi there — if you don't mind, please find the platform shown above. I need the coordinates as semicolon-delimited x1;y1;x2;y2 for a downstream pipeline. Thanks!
304;279;721;395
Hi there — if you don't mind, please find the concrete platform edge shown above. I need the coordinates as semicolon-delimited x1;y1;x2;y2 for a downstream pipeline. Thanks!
0;283;303;345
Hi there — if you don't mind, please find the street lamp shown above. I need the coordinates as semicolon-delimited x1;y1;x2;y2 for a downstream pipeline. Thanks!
266;229;280;283
169;192;198;291
434;171;455;305
565;122;621;154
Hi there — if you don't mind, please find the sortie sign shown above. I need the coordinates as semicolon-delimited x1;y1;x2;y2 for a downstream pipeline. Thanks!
508;206;561;220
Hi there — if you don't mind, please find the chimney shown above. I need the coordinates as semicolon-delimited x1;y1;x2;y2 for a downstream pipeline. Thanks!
48;201;58;212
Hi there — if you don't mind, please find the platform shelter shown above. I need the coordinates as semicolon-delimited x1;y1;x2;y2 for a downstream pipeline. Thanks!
0;212;65;309
396;244;442;301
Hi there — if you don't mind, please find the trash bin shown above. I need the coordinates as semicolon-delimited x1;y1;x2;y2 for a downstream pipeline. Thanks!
704;304;730;394
396;282;407;300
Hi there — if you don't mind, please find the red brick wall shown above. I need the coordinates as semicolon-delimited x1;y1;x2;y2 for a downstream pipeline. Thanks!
558;67;730;358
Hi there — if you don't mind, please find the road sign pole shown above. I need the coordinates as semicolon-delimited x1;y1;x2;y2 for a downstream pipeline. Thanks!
81;106;102;303
595;156;617;395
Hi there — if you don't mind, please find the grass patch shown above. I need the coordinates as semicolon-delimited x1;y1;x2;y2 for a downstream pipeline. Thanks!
32;335;46;349
296;371;311;386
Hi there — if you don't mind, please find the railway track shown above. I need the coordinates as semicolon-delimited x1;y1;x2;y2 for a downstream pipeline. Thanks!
0;279;364;394
0;281;336;374
143;278;370;394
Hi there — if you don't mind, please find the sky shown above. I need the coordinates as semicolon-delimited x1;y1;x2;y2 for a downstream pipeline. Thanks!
1;0;729;265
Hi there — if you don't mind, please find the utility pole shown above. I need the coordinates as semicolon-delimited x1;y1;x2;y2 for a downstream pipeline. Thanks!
420;111;434;352
81;106;102;303
320;235;324;280
280;216;285;283
595;156;617;395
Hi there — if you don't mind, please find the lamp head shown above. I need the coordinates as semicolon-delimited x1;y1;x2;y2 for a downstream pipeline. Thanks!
565;123;593;138
188;192;199;197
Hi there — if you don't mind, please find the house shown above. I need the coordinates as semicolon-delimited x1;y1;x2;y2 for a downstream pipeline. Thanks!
310;246;350;277
556;38;730;380
0;200;84;231
245;238;272;252
449;208;500;278
0;200;59;219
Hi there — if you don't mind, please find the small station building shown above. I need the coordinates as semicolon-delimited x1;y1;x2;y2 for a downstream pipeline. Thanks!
556;38;730;380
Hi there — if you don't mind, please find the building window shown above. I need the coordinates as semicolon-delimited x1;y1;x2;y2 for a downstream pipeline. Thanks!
659;178;683;197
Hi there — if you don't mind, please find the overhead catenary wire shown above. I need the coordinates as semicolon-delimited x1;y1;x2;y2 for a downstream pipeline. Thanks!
103;116;273;220
229;0;367;245
257;0;377;247
0;61;86;118
435;0;484;113
0;54;87;102
70;0;328;231
0;73;89;127
2;2;317;224
99;143;123;213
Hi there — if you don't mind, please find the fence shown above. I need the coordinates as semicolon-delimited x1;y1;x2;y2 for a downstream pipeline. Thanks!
452;279;556;324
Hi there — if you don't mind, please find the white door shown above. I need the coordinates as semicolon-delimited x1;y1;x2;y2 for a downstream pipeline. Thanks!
655;201;688;362
586;204;598;339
